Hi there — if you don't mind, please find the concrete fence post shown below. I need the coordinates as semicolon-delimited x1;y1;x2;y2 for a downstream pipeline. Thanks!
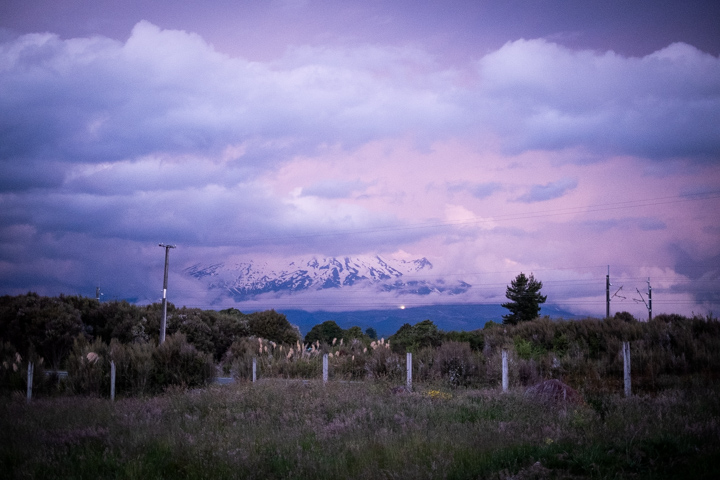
323;354;329;384
26;362;34;403
110;361;116;401
252;357;257;383
622;341;631;397
406;352;412;391
501;349;508;393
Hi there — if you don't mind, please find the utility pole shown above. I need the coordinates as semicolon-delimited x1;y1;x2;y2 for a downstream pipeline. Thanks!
96;286;101;302
606;265;611;318
158;243;176;344
648;278;652;321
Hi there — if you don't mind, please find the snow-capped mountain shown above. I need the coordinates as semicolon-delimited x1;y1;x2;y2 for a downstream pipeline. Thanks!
184;255;471;301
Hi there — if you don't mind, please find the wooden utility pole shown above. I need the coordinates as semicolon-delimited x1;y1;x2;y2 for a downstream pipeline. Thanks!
606;266;611;318
158;243;176;344
648;278;652;321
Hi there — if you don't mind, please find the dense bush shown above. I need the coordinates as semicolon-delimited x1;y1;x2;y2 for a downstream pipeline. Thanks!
0;294;285;368
149;333;215;392
442;330;484;351
109;338;154;396
0;293;83;367
66;336;109;395
247;310;300;344
432;341;481;387
389;319;442;353
61;334;215;397
304;320;345;345
364;338;403;380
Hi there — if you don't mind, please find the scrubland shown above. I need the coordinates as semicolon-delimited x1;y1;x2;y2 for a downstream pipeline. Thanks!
2;299;720;478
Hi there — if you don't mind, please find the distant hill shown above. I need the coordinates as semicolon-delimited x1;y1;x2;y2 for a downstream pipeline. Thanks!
278;303;582;338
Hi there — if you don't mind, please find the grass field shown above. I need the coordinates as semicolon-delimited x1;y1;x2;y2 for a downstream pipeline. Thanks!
2;379;719;479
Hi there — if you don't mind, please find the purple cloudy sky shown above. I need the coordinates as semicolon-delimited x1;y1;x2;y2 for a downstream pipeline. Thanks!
1;0;719;318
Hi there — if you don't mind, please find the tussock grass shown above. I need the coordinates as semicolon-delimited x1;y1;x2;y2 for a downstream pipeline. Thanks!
2;380;719;479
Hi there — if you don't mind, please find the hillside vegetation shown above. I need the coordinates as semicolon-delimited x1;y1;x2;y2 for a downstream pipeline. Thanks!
1;293;718;398
2;294;720;478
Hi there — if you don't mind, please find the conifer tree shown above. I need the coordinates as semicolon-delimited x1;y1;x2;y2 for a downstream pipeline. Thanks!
501;272;547;325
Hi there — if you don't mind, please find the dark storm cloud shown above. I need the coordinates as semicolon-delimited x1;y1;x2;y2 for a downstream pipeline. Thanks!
0;23;463;176
668;245;720;305
0;160;66;192
2;26;719;185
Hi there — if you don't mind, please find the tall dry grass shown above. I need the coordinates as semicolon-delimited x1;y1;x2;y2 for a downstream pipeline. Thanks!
2;379;719;478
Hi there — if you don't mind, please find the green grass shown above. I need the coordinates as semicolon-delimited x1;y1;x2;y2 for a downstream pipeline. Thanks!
2;381;719;479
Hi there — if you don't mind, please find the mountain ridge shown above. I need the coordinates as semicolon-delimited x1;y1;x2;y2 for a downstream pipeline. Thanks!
185;254;471;301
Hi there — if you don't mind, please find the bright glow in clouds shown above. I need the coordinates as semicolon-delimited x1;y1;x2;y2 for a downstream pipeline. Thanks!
0;12;719;319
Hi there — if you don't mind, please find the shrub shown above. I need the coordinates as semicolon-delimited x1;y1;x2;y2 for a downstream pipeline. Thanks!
389;320;442;353
365;338;402;380
150;333;215;392
411;346;436;383
108;339;154;396
331;350;367;380
614;311;636;322
432;341;480;387
223;337;258;380
247;310;300;344
276;355;323;379
0;293;83;368
210;311;250;360
443;330;484;351
174;309;215;356
66;336;108;395
0;342;55;396
304;320;345;345
514;337;545;360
